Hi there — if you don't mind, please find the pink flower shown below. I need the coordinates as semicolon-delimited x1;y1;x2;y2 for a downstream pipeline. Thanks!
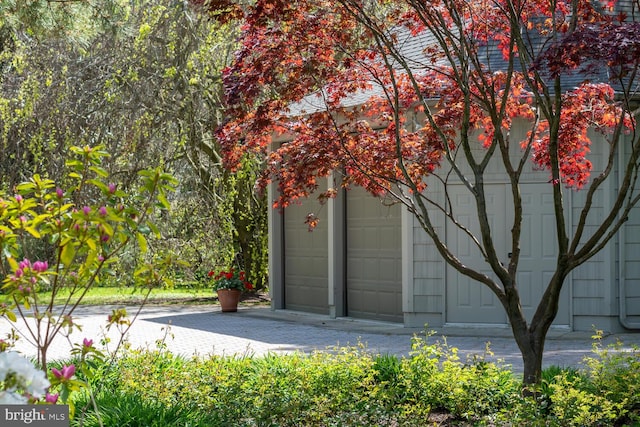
82;206;91;216
98;206;107;216
55;188;64;199
108;183;116;194
51;365;75;381
32;261;48;273
83;338;93;348
45;393;59;404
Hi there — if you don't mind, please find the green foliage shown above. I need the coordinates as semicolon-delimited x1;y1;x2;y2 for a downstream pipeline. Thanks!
498;335;640;426
398;335;520;423
581;331;640;425
66;333;640;426
0;0;125;61
0;145;176;370
74;391;219;427
0;0;269;292
209;155;269;291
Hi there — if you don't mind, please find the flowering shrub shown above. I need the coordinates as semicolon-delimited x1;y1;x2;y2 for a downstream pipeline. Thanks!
0;351;50;404
0;145;176;371
208;268;254;292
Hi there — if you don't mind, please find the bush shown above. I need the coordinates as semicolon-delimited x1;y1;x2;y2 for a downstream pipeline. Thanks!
66;334;639;426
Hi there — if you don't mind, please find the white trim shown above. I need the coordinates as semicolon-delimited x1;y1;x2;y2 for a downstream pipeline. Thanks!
327;176;336;310
402;202;414;315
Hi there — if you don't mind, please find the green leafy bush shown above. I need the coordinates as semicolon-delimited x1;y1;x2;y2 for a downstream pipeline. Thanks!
0;145;176;372
66;334;639;426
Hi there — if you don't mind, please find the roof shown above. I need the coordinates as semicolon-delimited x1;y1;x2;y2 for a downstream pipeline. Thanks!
289;3;638;116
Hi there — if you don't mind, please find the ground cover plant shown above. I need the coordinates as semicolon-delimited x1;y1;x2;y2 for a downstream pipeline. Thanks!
63;333;639;427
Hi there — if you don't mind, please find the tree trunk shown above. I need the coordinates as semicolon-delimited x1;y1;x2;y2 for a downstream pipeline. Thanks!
506;271;566;388
39;346;48;374
518;334;544;387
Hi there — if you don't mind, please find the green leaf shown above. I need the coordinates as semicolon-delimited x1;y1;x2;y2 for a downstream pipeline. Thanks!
100;222;114;236
0;225;14;235
86;238;97;251
24;226;41;238
88;166;108;177
15;182;37;193
5;310;16;322
65;159;84;168
7;256;18;271
86;179;108;192
136;232;148;254
60;244;75;266
147;221;159;236
157;192;170;209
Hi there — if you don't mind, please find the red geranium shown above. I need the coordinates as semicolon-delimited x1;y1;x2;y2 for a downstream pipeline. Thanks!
210;268;253;292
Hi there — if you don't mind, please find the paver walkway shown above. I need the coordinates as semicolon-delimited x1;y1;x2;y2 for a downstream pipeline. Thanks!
2;304;639;373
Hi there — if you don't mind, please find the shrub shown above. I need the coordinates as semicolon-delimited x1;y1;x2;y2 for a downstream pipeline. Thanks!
65;333;640;426
398;334;519;423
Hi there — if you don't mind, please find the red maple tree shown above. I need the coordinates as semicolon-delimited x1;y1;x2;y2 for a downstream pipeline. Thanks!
218;0;640;386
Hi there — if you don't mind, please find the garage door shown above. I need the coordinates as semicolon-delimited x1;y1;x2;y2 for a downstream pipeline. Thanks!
446;183;569;325
284;196;329;314
346;186;403;322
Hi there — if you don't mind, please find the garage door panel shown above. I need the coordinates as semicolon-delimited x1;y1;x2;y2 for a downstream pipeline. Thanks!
284;195;329;314
447;186;506;323
446;184;569;325
518;185;569;325
346;187;403;323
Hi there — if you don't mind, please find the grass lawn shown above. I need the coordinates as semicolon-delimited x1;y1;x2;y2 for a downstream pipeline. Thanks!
39;286;219;306
37;285;271;306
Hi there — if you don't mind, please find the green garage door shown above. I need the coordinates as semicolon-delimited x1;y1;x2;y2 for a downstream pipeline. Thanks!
346;186;403;323
284;195;329;314
446;183;569;325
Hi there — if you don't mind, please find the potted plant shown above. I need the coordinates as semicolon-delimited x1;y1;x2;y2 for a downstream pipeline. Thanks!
209;268;254;312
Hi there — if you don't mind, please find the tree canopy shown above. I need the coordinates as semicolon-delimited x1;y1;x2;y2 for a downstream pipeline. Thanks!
219;0;640;385
0;0;268;289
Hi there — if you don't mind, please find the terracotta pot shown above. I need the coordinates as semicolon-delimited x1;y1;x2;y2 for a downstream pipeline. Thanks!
217;288;241;312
